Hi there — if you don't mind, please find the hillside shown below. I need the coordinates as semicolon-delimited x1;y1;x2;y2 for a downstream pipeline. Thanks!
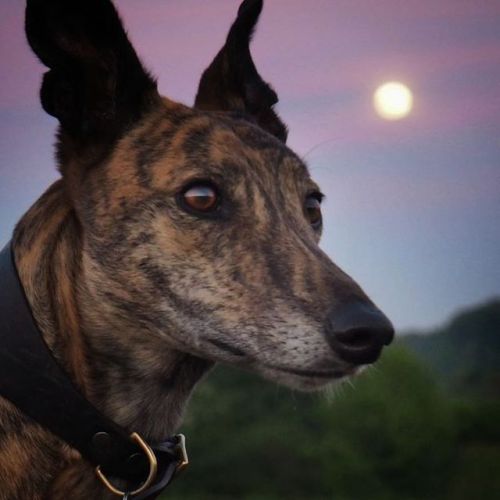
401;299;500;399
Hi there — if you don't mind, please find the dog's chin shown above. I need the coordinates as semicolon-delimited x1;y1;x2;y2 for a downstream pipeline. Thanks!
257;364;358;392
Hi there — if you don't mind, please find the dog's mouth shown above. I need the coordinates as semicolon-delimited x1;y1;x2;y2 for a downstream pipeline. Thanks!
204;337;359;389
206;338;247;357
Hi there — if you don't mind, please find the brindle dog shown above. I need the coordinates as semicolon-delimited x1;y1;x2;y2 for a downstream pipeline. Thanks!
0;0;394;498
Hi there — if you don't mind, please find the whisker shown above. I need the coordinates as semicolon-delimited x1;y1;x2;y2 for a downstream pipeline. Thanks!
302;138;337;161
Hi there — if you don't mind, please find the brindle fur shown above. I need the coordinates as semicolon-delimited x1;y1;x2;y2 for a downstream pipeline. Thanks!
1;1;391;498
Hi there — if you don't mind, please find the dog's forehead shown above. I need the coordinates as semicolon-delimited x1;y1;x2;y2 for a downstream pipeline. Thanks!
210;113;310;179
121;103;313;190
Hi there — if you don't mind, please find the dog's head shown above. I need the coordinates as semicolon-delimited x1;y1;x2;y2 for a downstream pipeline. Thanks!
26;0;393;390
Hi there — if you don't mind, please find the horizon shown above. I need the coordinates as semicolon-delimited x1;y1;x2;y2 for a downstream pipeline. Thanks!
1;0;499;331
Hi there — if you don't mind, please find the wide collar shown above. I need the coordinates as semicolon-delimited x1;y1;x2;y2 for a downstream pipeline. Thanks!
0;242;187;499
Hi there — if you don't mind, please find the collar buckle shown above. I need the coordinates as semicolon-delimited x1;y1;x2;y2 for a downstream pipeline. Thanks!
173;433;189;473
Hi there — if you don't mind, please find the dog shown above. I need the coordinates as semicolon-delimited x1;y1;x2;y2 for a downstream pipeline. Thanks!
0;0;394;498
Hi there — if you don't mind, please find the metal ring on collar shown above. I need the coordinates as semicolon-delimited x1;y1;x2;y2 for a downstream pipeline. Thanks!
95;432;158;497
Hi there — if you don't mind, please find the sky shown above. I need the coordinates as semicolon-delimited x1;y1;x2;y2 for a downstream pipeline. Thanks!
1;0;500;331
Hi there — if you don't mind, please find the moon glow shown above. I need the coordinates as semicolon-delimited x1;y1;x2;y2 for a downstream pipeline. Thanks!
374;82;413;120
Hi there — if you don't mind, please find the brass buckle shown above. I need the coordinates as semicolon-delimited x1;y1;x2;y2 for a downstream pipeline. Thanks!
174;433;189;473
95;432;158;497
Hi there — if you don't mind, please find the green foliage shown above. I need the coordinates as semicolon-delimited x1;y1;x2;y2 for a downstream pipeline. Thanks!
446;445;500;500
446;399;500;499
166;348;456;499
402;299;500;398
163;301;500;499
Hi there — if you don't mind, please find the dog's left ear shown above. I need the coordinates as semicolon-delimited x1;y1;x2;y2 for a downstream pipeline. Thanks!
195;0;288;143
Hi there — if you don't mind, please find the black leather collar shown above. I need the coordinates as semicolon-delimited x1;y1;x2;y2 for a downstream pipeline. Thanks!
0;242;187;499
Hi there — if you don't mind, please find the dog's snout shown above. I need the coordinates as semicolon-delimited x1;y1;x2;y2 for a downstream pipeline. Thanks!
326;302;394;365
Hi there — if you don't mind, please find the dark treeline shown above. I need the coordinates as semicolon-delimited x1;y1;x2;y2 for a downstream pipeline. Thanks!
165;300;500;499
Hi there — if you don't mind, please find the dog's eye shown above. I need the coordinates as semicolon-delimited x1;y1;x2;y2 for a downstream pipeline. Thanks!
305;193;323;228
181;183;219;213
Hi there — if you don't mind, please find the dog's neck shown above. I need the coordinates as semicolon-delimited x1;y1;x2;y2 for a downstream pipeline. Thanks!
12;180;211;443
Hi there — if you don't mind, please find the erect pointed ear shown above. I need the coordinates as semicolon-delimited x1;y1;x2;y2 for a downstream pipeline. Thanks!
194;0;288;143
25;0;158;148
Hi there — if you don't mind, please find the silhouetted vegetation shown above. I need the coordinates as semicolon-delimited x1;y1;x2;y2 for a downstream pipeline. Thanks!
165;300;500;499
402;299;500;399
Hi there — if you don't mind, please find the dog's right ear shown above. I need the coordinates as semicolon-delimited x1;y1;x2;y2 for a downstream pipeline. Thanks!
25;0;158;148
195;0;288;142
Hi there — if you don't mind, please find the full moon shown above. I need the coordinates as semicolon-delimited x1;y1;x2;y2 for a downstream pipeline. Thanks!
373;81;413;120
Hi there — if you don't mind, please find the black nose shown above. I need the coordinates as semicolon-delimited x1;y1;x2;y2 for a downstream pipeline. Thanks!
326;302;394;365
